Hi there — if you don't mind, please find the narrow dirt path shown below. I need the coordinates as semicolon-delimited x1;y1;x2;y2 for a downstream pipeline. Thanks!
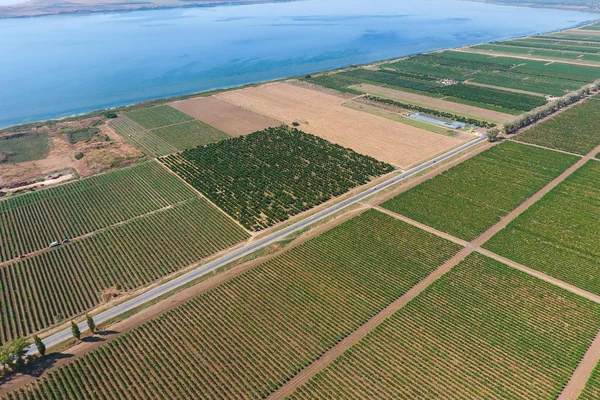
510;139;585;157
266;246;474;400
464;80;546;97
456;48;600;67
559;331;600;400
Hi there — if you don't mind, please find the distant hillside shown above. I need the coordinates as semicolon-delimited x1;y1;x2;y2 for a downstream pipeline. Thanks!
0;0;290;18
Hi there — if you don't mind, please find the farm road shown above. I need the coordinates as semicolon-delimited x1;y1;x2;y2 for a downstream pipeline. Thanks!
28;135;488;356
268;142;600;399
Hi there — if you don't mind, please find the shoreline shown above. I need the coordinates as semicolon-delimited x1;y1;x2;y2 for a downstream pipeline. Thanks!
0;0;298;19
0;15;597;133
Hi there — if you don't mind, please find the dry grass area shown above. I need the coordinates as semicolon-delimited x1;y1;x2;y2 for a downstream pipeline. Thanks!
0;119;142;187
215;82;465;168
354;83;515;123
170;96;281;137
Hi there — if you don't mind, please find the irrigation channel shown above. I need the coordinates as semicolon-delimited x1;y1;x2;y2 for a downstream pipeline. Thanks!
28;134;488;355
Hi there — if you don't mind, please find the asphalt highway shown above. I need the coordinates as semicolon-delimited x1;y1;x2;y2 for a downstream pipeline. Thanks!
28;134;487;355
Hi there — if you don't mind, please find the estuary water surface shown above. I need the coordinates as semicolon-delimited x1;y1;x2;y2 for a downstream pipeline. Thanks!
0;0;596;127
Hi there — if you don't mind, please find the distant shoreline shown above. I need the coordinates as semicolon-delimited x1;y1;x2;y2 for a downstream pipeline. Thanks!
0;0;297;19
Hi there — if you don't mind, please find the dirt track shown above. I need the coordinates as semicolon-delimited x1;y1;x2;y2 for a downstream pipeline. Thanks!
215;82;466;169
170;96;280;136
354;83;514;123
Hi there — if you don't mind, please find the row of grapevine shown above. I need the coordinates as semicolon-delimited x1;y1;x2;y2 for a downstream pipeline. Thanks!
381;141;578;241
0;161;196;263
161;127;395;231
2;210;461;399
290;253;600;399
108;117;178;156
485;161;600;296
0;197;249;344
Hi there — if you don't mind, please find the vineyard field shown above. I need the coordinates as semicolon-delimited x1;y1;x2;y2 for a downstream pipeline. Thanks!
472;44;600;63
125;105;193;130
162;126;394;231
440;51;600;82
2;210;462;399
109;117;177;156
381;141;578;241
484;161;600;296
0;161;198;263
435;83;546;111
516;95;600;155
498;39;600;54
0;197;249;343
542;33;600;43
289;253;600;400
151;120;229;150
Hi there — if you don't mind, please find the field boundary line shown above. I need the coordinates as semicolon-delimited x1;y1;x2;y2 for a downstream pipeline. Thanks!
371;206;470;246
147;119;195;132
112;116;179;156
476;248;600;304
457;47;600;67
156;160;255;236
464;79;546;97
0;200;192;269
371;206;600;304
266;246;474;400
558;329;600;400
472;143;600;247
510;139;585;157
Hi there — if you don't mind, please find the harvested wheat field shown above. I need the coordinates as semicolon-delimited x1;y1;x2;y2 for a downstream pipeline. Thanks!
170;96;281;136
354;83;515;123
215;82;466;168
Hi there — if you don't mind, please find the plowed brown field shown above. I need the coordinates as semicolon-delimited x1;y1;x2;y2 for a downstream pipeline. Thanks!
170;96;280;136
215;82;466;168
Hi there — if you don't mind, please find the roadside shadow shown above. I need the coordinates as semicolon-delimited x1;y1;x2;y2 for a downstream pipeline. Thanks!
0;352;74;385
96;329;119;336
81;336;104;343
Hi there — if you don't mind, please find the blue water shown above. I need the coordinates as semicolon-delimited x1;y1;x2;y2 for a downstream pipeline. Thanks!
0;0;596;127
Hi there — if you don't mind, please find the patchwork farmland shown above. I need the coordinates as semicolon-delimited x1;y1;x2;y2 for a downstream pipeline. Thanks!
162;126;394;231
289;253;600;399
1;210;462;399
3;20;600;400
0;197;249;343
0;161;196;263
111;105;231;155
214;82;468;168
381;141;578;241
485;161;600;296
515;94;600;154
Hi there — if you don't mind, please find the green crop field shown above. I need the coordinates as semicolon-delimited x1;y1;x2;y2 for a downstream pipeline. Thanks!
435;83;546;111
109;117;177;156
579;361;600;400
2;210;461;399
0;133;49;163
0;161;198;263
381;141;578;241
289;253;600;400
387;53;585;96
516;95;600;155
125;105;193;130
0;197;249;344
582;22;600;31
472;44;600;63
162;126;394;231
485;161;600;296
441;51;600;82
495;39;600;54
543;33;600;43
151;120;229;150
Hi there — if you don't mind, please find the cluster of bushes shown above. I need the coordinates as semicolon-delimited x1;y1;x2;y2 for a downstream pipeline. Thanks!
0;337;30;376
364;95;496;128
504;82;600;134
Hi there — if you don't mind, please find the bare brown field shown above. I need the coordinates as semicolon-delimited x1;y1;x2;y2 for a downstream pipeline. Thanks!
354;83;515;123
215;82;465;168
170;96;281;136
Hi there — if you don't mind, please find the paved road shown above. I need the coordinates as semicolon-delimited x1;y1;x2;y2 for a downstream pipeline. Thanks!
28;135;487;356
